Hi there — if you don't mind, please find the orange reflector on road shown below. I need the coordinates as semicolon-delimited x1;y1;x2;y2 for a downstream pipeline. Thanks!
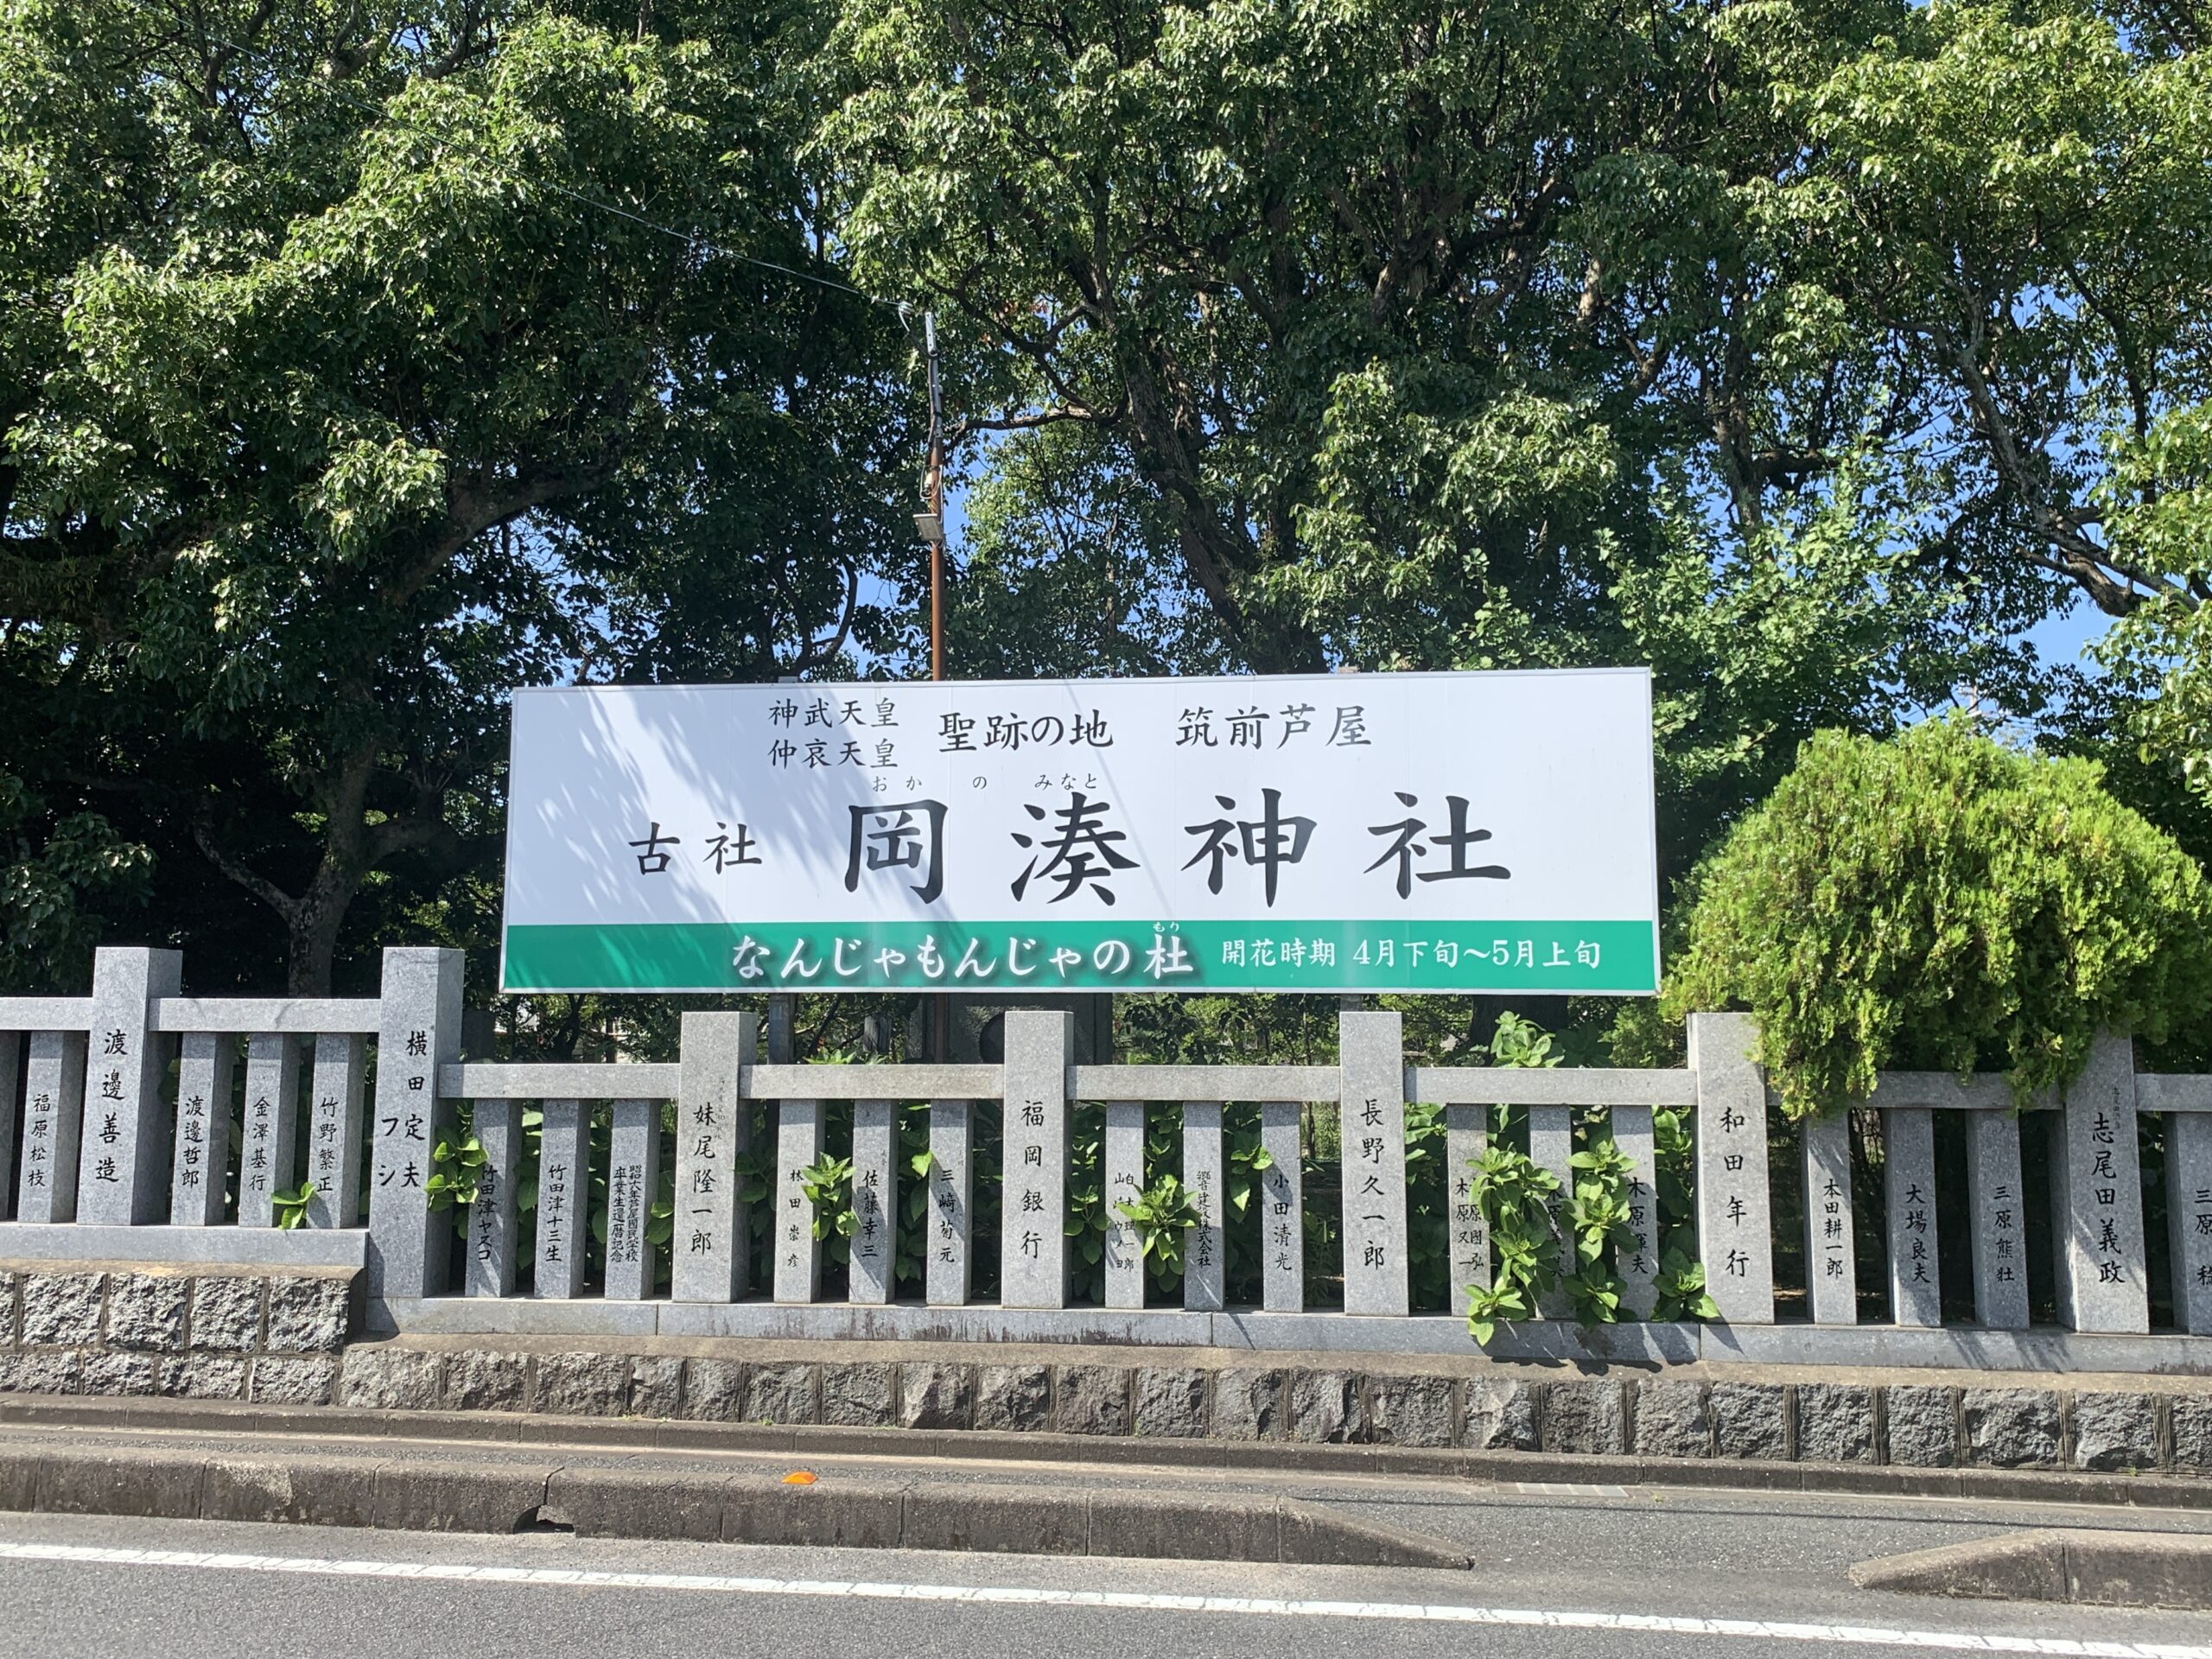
782;1471;818;1485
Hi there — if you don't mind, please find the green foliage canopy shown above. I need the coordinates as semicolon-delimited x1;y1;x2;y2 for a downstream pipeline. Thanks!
0;0;919;995
1663;720;2212;1119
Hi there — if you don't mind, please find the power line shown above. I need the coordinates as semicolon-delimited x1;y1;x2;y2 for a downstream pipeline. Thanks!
105;0;891;305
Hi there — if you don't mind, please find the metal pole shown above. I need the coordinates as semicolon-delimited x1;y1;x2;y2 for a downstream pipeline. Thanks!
922;311;951;1064
925;310;945;685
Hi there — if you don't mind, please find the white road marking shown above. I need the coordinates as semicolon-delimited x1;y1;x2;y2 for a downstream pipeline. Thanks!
0;1538;2202;1656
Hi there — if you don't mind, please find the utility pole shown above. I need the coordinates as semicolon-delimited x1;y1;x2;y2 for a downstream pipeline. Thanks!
917;310;947;683
915;312;952;1061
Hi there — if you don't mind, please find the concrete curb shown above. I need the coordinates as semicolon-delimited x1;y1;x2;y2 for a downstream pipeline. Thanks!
0;1438;1468;1569
3;1392;2208;1512
1851;1529;2212;1611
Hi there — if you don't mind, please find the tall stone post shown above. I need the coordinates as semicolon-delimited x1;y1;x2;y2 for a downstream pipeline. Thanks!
77;946;183;1224
1689;1012;1775;1325
367;946;464;1301
1001;1010;1071;1309
1338;1010;1409;1316
2050;1033;2151;1333
671;1012;755;1304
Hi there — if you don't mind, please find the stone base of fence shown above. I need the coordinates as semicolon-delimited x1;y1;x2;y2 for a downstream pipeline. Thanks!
8;1255;2212;1488
330;1336;2212;1477
0;1258;354;1404
0;1224;365;1271
365;1295;2212;1376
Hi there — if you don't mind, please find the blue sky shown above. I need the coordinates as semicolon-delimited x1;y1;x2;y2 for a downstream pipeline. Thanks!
2024;598;2115;673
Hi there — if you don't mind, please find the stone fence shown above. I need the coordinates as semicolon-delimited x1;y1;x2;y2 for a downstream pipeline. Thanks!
1;944;2209;1372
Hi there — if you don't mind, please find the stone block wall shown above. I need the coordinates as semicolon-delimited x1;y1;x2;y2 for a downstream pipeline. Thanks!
3;1257;2209;1484
0;1261;353;1406
329;1343;2212;1478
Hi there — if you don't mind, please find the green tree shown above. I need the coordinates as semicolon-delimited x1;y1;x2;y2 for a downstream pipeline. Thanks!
0;0;917;994
820;0;2063;883
1663;719;2212;1119
1748;2;2212;809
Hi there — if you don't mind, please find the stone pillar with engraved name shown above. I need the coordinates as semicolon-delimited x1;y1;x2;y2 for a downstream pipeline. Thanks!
926;1099;973;1306
1801;1112;1857;1325
1338;1011;1409;1316
1183;1101;1224;1313
1000;1010;1071;1308
78;947;183;1225
1689;1012;1774;1324
368;947;464;1301
1102;1100;1145;1309
2051;1033;2151;1333
238;1033;301;1228
671;1012;755;1304
1612;1105;1659;1320
18;1032;87;1222
171;1034;236;1225
1966;1112;2031;1329
305;1034;366;1229
1884;1106;1940;1327
1260;1100;1305;1313
603;1097;661;1302
468;1100;520;1299
849;1099;896;1305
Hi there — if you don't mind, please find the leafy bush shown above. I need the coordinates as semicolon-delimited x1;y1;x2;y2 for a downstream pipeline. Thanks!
1663;719;2212;1118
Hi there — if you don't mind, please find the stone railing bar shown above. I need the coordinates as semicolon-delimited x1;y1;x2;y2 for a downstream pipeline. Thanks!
0;998;92;1030
1405;1066;1699;1106
754;1062;1001;1101
151;997;382;1033
2135;1075;2212;1112
442;1062;681;1100
1074;1064;1338;1103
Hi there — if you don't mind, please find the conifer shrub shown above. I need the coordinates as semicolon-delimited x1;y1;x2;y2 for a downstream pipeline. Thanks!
1662;719;2212;1118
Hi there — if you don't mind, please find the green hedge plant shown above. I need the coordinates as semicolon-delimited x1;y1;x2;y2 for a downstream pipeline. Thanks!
1662;719;2212;1119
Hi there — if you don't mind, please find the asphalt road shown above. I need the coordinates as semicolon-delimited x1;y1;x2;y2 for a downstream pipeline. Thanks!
3;1479;2209;1659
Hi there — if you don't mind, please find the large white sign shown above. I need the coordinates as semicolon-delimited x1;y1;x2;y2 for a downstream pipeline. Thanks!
500;669;1660;995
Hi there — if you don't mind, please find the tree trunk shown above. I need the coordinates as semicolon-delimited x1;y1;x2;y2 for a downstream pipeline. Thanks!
283;854;366;997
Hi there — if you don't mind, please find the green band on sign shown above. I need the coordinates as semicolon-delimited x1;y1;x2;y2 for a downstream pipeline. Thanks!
501;919;1657;995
